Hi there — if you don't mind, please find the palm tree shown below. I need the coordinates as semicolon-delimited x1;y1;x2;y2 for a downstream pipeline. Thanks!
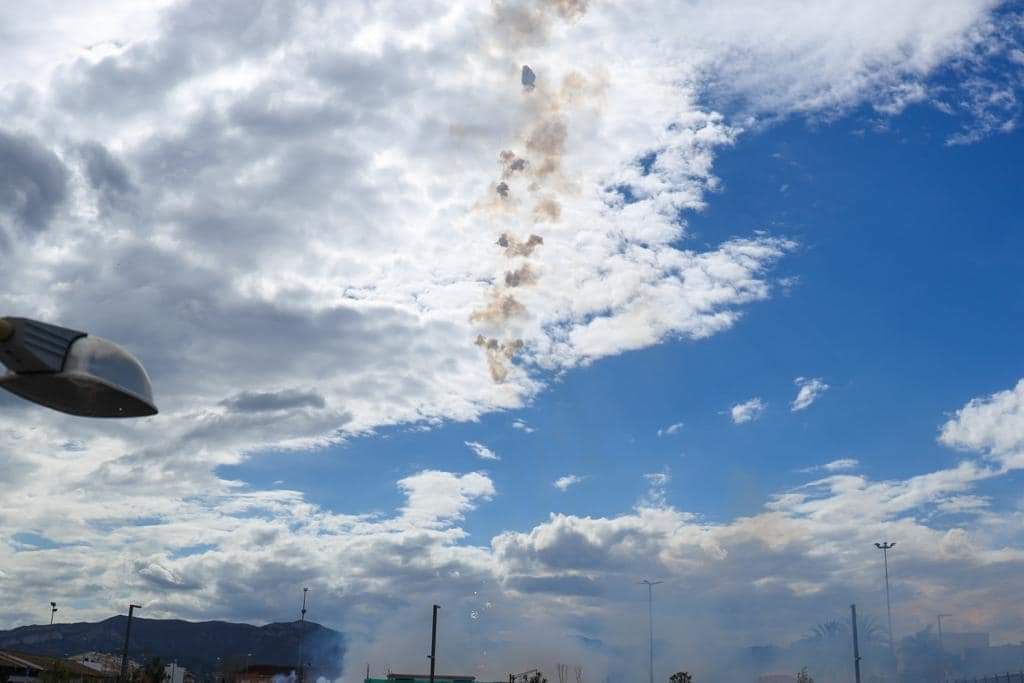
669;673;693;683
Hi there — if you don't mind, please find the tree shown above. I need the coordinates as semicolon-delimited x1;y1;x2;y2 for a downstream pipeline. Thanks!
796;668;814;683
669;673;692;683
526;673;548;683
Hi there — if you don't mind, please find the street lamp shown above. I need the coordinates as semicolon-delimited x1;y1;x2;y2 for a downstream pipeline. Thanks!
0;317;157;418
937;613;952;682
639;580;663;683
874;542;896;658
50;602;58;625
119;603;141;683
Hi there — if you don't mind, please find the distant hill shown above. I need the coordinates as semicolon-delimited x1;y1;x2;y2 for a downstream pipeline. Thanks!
0;616;344;679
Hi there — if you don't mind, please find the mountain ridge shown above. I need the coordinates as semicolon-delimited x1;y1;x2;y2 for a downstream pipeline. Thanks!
0;616;344;679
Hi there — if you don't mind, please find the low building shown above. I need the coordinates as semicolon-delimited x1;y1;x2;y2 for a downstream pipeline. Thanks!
0;650;113;683
165;661;191;683
367;676;477;683
69;652;139;677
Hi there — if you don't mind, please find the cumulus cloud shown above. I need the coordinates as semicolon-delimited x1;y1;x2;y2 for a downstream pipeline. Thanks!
464;440;501;461
939;378;1024;464
791;377;829;411
730;397;766;424
553;474;584;491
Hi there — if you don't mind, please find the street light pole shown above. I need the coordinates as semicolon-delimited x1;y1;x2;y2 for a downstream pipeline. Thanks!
428;604;440;683
119;604;141;683
297;587;308;683
874;542;897;659
50;602;57;625
937;613;952;683
850;604;862;683
639;580;663;683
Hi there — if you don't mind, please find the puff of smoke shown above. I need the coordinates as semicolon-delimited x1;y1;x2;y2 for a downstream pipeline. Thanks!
500;149;530;178
504;263;539;287
497;232;544;257
470;291;527;324
475;335;525;382
532;196;561;222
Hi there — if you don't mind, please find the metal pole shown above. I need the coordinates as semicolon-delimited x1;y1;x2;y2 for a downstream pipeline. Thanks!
851;604;862;683
640;580;662;683
297;587;308;683
119;604;141;683
429;604;440;683
938;614;952;683
50;602;57;625
875;542;896;659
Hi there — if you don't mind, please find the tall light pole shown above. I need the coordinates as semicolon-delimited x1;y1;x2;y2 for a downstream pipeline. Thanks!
428;604;440;683
50;602;58;625
297;587;308;683
119;604;141;683
850;604;862;683
937;613;952;683
874;542;896;659
639;580;663;683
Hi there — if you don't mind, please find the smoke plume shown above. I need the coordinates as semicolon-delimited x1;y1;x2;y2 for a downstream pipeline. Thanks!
471;0;598;383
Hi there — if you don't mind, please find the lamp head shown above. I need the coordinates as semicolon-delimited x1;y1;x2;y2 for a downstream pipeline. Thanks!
0;317;157;418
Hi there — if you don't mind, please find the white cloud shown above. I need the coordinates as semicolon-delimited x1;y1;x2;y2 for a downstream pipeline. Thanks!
511;419;535;434
939;378;1024;464
791;377;830;411
824;458;859;472
798;458;860;473
553;474;584;492
464;440;500;461
731;398;766;424
657;421;684;437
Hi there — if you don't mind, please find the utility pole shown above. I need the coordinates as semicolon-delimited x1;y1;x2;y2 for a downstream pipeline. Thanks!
50;602;58;625
428;604;440;683
119;603;141;683
874;542;897;659
850;604;862;683
937;613;952;683
639;580;663;683
297;587;308;683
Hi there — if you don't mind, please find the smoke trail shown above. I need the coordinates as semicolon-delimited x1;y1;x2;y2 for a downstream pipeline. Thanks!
471;1;597;383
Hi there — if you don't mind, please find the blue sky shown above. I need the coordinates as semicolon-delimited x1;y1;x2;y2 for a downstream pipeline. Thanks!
2;2;1024;680
223;99;1024;539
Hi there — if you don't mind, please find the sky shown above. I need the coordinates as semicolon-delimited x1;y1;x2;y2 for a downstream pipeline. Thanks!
1;0;1024;680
